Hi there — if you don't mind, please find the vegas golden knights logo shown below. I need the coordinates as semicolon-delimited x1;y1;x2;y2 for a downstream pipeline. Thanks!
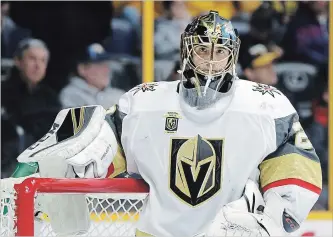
165;117;179;132
169;135;224;206
164;112;181;133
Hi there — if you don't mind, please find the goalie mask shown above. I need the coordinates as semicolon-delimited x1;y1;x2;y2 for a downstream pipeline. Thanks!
179;10;240;109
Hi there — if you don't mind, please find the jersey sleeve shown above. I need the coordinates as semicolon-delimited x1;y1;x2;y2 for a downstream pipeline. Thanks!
259;93;322;223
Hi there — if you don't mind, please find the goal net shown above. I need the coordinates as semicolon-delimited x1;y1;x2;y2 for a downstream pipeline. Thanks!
0;177;148;236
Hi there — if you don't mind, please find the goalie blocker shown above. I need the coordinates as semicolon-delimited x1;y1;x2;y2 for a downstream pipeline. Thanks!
16;105;123;179
12;106;125;236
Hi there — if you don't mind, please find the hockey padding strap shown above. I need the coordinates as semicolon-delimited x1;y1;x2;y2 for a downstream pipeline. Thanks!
259;153;322;194
11;162;39;178
105;105;127;178
105;145;126;178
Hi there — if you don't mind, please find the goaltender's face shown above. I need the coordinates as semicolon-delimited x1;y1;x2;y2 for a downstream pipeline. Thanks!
191;44;231;76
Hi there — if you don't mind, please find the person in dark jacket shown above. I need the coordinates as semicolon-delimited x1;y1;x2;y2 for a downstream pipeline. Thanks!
60;43;125;109
1;2;31;58
9;2;114;91
238;2;284;72
281;1;328;66
240;43;281;86
1;38;61;177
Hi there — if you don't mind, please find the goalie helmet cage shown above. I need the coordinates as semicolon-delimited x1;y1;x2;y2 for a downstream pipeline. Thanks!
1;177;149;236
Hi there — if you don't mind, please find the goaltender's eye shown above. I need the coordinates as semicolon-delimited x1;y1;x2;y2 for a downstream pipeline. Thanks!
216;48;227;55
195;45;209;54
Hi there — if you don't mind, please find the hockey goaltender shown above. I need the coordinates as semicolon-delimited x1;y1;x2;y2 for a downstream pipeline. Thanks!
9;10;322;237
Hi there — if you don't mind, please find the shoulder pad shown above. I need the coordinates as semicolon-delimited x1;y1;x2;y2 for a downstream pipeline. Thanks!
128;82;160;96
119;81;179;114
251;82;296;119
234;80;297;119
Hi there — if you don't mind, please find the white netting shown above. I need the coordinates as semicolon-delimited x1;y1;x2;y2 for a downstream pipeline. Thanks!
1;195;16;236
1;177;29;236
1;178;148;236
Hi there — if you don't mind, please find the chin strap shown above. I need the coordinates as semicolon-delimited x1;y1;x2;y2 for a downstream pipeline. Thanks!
177;58;187;78
190;77;202;97
203;75;212;96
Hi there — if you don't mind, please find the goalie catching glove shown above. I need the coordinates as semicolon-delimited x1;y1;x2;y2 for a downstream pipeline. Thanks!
206;180;300;236
17;105;118;178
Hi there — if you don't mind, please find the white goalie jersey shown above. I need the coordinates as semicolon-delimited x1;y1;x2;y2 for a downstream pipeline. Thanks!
115;79;321;236
15;79;321;237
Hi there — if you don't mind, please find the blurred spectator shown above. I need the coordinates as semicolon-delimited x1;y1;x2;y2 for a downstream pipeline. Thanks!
107;2;141;56
231;1;261;20
165;60;181;82
1;1;31;58
185;1;261;20
103;18;138;56
260;1;298;44
60;43;125;109
115;2;141;30
109;57;142;92
113;1;142;18
308;63;328;184
269;1;298;26
274;62;318;130
154;1;191;60
308;63;328;210
281;1;328;66
1;115;33;178
113;1;261;21
1;39;61;176
1;58;14;82
1;38;61;138
238;2;284;71
240;44;281;86
9;2;114;92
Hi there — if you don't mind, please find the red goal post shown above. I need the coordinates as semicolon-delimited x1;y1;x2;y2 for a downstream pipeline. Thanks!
1;177;149;236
